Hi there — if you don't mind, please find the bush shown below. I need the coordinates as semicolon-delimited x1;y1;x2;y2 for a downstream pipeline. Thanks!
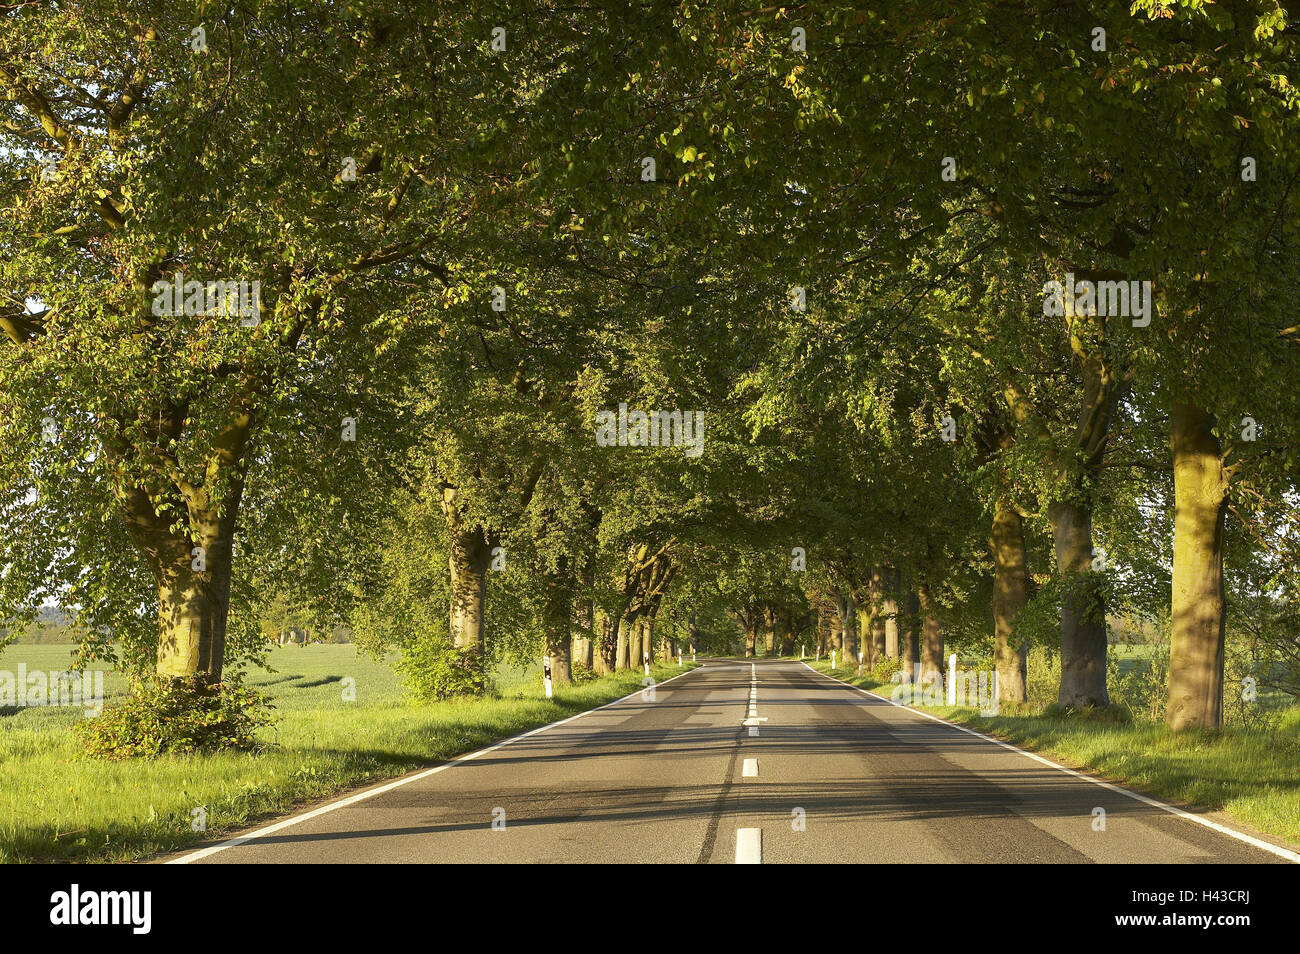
77;673;275;758
396;635;487;702
1026;645;1061;709
569;660;599;684
871;656;903;682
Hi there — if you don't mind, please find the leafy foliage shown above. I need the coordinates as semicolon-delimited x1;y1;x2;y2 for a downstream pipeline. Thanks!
76;674;274;759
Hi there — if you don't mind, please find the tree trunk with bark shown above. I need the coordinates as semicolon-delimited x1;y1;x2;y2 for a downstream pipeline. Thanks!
836;592;858;663
901;588;920;679
991;499;1030;703
778;609;796;655
442;485;492;664
112;414;251;683
918;583;944;680
1167;401;1228;730
593;610;614;674
882;567;901;660
1050;499;1110;708
615;616;632;670
542;570;573;684
868;570;887;665
154;510;239;680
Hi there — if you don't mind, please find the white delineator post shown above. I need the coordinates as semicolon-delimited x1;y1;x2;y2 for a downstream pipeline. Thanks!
831;650;836;670
643;650;649;676
543;660;553;700
801;645;805;659
947;653;957;706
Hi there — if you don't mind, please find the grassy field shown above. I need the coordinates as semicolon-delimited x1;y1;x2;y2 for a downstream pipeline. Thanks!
806;656;1300;849
0;644;693;863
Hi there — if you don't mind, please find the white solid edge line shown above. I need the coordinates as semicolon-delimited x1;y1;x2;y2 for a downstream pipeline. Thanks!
735;828;762;864
800;661;1300;864
167;665;702;864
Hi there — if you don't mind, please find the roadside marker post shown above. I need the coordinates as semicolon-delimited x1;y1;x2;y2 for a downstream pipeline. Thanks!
643;650;650;676
543;661;553;699
831;650;836;670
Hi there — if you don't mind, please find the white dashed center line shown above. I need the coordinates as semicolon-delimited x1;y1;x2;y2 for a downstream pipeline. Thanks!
735;828;762;864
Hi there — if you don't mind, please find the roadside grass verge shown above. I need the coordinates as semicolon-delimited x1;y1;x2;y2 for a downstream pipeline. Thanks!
0;644;693;863
806;657;1300;849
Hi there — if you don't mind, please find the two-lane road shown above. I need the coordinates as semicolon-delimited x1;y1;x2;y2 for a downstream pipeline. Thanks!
168;659;1296;864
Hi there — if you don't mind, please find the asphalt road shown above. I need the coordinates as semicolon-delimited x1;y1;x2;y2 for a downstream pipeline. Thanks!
168;659;1296;864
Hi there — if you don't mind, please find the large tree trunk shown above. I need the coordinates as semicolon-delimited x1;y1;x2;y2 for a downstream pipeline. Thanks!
991;500;1030;703
1050;499;1110;708
744;620;757;657
573;559;595;670
639;617;653;668
918;584;944;679
593;610;614;674
688;610;699;655
882;568;901;659
113;424;248;683
901;588;920;679
836;592;858;663
1167;401;1228;730
155;510;238;680
868;570;887;664
442;486;491;661
543;579;573;685
1044;268;1126;708
855;604;873;666
778;610;796;655
615;616;631;669
763;608;777;655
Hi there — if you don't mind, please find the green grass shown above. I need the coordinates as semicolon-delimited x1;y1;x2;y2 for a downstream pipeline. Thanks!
0;644;694;863
808;657;1300;849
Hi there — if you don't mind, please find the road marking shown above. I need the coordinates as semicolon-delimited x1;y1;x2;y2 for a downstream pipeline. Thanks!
743;758;759;777
742;659;767;736
801;661;1300;864
167;665;703;864
735;828;762;864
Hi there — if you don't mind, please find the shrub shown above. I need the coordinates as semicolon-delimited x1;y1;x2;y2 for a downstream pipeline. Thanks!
396;634;487;702
1026;645;1061;709
569;660;598;684
871;656;903;682
77;673;275;758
